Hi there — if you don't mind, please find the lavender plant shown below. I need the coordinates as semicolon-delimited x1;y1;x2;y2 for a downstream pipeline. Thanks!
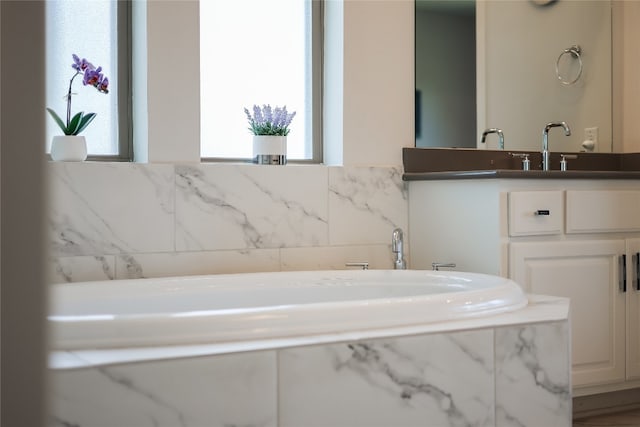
244;104;296;136
47;54;109;136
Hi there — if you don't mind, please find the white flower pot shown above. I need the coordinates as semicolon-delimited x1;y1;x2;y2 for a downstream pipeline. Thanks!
50;135;87;162
252;135;287;165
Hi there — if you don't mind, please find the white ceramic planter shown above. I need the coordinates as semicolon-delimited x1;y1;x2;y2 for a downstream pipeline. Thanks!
252;135;287;165
50;135;87;162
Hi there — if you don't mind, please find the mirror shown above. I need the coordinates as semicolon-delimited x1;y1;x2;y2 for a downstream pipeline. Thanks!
415;0;612;153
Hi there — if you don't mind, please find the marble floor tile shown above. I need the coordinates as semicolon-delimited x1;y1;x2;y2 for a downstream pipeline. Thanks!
573;408;640;426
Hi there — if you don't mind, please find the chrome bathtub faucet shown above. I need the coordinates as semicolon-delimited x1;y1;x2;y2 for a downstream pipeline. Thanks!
542;122;571;171
392;228;406;270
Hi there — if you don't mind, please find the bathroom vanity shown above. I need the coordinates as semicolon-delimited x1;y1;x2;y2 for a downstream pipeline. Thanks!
405;148;640;397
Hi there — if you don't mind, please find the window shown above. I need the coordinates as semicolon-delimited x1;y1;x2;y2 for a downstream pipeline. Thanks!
45;0;131;160
200;0;322;162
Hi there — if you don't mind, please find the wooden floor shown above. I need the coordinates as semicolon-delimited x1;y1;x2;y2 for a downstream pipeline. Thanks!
573;408;640;426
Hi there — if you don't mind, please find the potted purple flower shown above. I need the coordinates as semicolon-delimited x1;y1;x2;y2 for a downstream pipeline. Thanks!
47;54;109;161
244;104;296;165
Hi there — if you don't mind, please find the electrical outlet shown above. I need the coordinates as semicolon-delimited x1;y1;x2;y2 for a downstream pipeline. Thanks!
585;127;598;147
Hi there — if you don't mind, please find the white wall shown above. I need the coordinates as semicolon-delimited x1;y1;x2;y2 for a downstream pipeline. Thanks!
341;0;414;166
480;0;612;153
616;1;640;153
135;0;201;163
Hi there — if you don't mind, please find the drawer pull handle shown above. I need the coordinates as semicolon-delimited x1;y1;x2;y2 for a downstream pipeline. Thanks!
535;210;550;216
636;252;640;291
621;254;627;293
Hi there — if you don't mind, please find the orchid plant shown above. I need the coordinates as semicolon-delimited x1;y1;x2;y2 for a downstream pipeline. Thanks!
47;54;109;136
244;104;296;136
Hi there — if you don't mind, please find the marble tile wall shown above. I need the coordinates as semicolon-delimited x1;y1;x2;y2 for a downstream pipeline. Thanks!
495;321;572;426
50;320;571;427
46;163;408;283
51;351;278;427
278;330;495;427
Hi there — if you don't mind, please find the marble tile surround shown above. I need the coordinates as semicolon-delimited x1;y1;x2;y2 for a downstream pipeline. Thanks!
50;318;571;427
46;163;408;283
47;164;571;427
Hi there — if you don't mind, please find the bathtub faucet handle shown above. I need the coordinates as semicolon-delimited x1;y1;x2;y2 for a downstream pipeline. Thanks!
432;262;456;271
392;228;407;270
345;262;369;270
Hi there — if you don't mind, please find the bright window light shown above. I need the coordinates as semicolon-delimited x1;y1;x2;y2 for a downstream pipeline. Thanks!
200;0;312;160
45;0;119;156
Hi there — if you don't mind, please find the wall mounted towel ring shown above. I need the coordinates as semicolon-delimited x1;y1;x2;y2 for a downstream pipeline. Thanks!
556;45;583;85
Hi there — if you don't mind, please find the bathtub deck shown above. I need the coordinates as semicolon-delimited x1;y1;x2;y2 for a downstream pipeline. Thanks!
50;294;566;370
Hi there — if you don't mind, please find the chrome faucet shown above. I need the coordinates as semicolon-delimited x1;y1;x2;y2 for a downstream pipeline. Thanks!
481;128;504;150
542;122;571;171
392;228;406;270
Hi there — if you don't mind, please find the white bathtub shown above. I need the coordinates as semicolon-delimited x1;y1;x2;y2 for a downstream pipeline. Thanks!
49;270;572;426
49;269;527;353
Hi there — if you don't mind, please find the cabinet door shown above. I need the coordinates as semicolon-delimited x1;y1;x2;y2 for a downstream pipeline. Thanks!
627;238;640;380
510;240;626;388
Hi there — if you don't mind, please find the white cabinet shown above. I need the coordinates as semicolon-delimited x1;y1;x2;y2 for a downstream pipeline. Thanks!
408;179;640;396
566;191;640;233
510;239;626;388
508;190;564;236
626;238;640;380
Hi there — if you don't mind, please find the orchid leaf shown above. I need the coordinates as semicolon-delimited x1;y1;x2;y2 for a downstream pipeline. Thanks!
46;108;68;134
66;112;83;135
75;113;96;135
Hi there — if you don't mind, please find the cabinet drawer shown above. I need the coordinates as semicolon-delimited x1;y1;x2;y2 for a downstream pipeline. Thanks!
566;190;640;233
508;191;564;236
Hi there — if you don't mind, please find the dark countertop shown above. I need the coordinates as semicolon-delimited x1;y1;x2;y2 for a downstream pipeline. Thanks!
402;148;640;181
403;170;640;181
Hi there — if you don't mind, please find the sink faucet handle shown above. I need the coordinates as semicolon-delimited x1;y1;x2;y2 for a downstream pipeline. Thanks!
560;154;578;171
510;153;531;171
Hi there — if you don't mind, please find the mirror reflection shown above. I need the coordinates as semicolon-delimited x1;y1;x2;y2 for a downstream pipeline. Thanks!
415;0;612;153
